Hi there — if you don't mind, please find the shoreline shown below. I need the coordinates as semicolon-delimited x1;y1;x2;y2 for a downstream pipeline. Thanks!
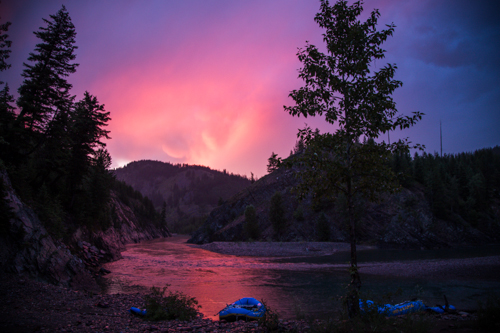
0;272;483;333
191;240;376;257
2;238;499;332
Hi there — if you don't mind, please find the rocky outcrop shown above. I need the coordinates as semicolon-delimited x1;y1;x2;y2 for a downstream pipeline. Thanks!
0;170;170;291
70;192;171;263
188;166;500;248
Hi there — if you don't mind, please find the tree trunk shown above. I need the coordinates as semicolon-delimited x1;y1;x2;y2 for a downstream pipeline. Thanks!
346;142;361;317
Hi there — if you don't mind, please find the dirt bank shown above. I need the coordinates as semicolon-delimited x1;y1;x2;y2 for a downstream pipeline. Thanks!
192;240;374;257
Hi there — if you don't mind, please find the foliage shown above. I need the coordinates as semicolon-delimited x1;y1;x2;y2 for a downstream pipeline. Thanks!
257;299;280;332
404;148;500;226
144;285;201;321
0;176;14;234
476;295;500;331
112;179;165;228
281;0;422;315
244;204;260;240
267;152;281;173
269;191;287;237
17;5;78;133
315;212;330;241
0;6;163;238
0;19;12;75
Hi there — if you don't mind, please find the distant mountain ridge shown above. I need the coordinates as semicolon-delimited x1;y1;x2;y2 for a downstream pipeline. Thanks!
189;147;500;248
113;160;253;233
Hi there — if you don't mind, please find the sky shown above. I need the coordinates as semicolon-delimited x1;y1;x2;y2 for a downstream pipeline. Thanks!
1;0;499;178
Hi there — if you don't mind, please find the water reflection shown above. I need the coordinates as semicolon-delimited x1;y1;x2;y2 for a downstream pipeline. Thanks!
103;236;500;320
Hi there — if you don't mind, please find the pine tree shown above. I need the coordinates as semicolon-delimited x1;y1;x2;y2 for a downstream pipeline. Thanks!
0;19;12;78
17;5;78;133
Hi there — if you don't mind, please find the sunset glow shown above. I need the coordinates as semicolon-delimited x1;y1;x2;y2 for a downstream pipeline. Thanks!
2;0;499;177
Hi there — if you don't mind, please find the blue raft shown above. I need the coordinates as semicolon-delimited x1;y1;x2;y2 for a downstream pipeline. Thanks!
129;307;146;316
218;297;266;322
359;299;456;317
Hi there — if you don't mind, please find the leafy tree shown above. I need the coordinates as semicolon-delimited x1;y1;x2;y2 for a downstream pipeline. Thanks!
282;0;422;315
17;5;78;133
244;204;260;240
269;191;286;237
315;212;330;241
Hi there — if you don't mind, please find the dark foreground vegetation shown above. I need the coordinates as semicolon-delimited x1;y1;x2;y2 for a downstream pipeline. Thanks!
0;6;166;240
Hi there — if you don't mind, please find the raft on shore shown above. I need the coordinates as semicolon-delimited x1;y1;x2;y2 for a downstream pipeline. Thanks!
218;297;266;322
359;299;456;317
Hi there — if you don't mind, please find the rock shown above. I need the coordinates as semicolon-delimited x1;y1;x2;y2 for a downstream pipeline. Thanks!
0;169;171;291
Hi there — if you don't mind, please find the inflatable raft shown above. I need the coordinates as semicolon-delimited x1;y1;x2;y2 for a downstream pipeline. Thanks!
129;307;146;316
359;299;456;317
218;297;266;322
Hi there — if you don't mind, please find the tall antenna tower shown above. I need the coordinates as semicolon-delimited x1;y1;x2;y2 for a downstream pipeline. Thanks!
440;120;442;157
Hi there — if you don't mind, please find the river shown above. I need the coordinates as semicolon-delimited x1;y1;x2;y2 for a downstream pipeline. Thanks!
102;235;500;320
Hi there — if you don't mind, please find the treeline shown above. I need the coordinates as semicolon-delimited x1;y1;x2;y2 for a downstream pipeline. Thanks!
0;6;163;236
392;146;500;226
113;180;165;228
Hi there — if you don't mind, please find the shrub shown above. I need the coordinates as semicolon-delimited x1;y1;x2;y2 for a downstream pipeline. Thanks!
258;299;280;332
144;285;201;321
269;192;286;236
476;295;500;331
244;204;260;240
315;213;330;241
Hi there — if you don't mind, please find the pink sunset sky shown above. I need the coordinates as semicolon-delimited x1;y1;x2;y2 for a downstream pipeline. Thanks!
2;0;499;178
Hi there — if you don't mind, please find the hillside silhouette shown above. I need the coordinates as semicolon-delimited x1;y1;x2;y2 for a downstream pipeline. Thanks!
189;146;500;248
113;160;253;234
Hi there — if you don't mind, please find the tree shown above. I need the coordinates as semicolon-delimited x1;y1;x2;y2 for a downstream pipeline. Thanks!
269;192;286;237
267;152;281;173
244;205;260;240
17;5;78;133
282;0;422;315
0;19;12;78
68;92;111;184
315;213;330;241
0;18;15;160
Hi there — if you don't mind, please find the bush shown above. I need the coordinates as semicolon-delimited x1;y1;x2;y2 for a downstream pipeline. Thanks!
315;213;330;241
258;299;280;332
476;295;500;331
269;192;286;236
244;205;260;240
144;285;201;321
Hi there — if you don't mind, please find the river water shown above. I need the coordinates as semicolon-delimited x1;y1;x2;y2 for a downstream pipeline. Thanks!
102;235;500;320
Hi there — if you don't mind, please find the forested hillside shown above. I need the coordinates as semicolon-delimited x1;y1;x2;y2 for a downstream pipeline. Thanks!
0;6;168;238
394;147;500;227
189;146;500;248
114;160;253;234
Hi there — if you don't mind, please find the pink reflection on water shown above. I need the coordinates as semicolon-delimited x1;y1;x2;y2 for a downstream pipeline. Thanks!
103;235;297;320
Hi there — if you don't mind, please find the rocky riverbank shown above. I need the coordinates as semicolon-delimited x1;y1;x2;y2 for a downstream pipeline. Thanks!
0;272;486;333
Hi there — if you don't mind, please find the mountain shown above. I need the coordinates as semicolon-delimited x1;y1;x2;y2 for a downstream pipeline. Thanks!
188;147;500;248
113;160;253;234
